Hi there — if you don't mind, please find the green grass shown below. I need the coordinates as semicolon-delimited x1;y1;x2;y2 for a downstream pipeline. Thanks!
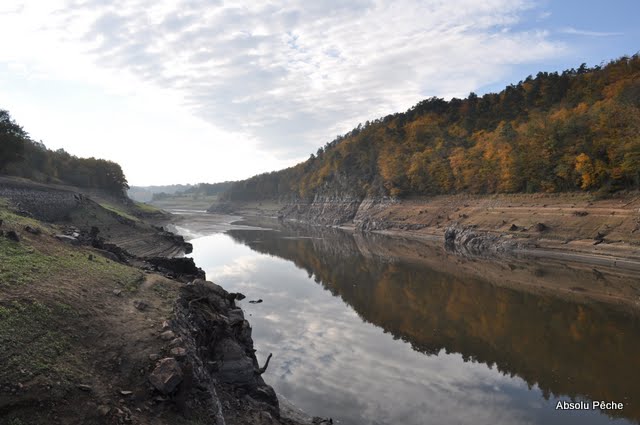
0;237;55;286
0;231;143;289
0;299;74;380
134;201;163;213
53;250;144;291
98;202;140;222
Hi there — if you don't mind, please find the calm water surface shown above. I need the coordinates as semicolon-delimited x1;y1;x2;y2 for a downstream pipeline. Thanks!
177;214;640;425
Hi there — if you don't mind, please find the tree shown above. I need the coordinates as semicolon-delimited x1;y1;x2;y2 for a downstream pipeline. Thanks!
0;110;27;171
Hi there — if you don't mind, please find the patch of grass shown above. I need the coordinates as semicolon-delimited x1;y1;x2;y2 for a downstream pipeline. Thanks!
134;201;163;214
0;237;56;286
0;299;74;381
53;250;144;291
98;202;140;222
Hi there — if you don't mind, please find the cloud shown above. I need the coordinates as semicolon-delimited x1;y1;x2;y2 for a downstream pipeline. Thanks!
1;0;564;162
560;27;623;37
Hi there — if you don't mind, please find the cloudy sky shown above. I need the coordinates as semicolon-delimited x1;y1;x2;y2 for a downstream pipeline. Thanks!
0;1;638;185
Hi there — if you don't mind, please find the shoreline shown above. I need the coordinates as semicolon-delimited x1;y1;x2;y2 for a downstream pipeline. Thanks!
207;191;640;267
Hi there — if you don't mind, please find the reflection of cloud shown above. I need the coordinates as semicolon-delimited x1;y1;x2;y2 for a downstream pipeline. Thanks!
190;231;621;425
561;27;623;37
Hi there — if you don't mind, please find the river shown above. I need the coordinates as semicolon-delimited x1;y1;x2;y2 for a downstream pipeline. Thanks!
173;212;640;425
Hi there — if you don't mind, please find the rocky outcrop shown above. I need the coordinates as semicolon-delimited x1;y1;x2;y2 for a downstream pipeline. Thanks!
278;194;363;226
146;257;205;281
444;224;526;257
169;279;284;424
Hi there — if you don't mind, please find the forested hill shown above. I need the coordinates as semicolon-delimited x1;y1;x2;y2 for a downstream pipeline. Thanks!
0;110;129;197
222;55;640;202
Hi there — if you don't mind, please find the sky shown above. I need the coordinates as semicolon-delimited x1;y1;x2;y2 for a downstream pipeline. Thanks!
0;1;638;186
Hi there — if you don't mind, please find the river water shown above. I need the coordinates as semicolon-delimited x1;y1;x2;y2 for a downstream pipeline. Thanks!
175;212;640;425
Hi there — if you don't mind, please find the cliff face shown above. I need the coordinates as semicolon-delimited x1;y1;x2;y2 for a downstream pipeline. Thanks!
276;194;405;229
277;194;363;226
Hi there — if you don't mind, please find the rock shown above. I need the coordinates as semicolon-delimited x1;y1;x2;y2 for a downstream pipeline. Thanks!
113;289;123;297
228;292;246;303
248;299;263;304
534;222;548;232
149;358;183;395
168;337;183;347
77;384;92;392
170;347;187;359
133;300;150;311
55;234;79;244
149;353;161;361
160;330;175;341
24;226;41;235
509;224;519;231
444;224;522;257
161;320;171;330
120;390;133;396
228;308;245;325
146;257;205;280
98;405;111;416
6;230;20;242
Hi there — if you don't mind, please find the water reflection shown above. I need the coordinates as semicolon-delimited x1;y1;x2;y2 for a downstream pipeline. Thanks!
188;220;639;425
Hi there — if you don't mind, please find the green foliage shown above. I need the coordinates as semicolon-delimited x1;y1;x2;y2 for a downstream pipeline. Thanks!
0;110;129;196
222;55;640;201
0;110;27;171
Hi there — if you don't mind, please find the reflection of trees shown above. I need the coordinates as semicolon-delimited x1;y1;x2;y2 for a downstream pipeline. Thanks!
227;225;640;423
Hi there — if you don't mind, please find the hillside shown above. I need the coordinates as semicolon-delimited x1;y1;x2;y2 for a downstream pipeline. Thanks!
220;55;640;202
1;110;128;198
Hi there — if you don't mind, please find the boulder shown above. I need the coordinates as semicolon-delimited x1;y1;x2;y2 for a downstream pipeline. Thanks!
55;234;79;245
24;226;41;235
170;347;187;360
149;358;183;395
160;330;176;341
133;300;150;311
6;230;19;242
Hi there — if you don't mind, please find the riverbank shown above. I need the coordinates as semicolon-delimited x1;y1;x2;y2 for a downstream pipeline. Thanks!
0;177;322;425
210;192;640;268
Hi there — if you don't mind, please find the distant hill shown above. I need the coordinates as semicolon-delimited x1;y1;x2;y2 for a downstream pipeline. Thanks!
0;109;129;197
221;54;640;202
129;182;234;203
128;184;196;202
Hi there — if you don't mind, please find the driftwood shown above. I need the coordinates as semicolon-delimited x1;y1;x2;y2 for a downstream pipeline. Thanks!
257;353;273;375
